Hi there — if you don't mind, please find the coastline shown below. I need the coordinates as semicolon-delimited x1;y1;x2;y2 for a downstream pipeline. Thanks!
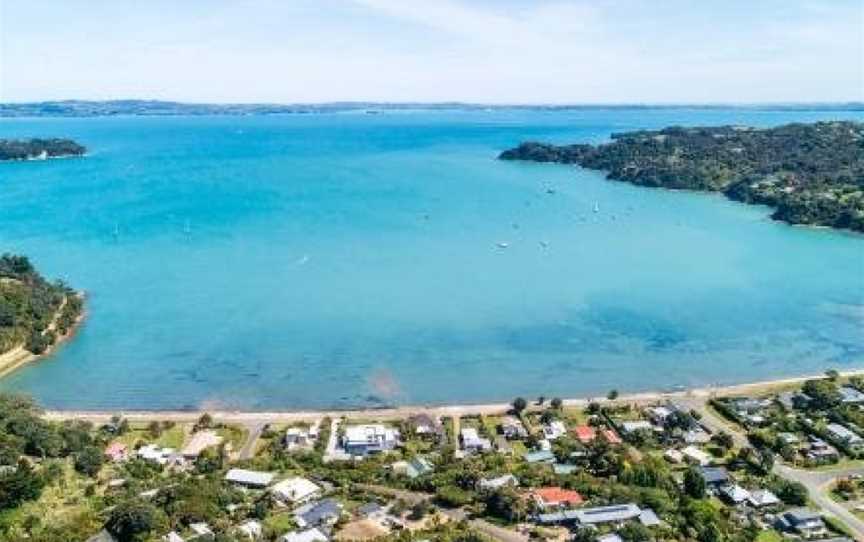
0;293;86;379
43;367;864;423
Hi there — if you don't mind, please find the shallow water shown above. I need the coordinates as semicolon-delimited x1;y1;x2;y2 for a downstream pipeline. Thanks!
0;108;862;410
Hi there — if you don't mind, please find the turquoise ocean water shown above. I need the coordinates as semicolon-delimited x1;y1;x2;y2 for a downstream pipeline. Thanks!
0;108;861;410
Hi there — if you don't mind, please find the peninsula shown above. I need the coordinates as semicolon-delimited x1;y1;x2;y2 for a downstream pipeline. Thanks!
500;121;864;232
0;138;86;161
0;254;83;377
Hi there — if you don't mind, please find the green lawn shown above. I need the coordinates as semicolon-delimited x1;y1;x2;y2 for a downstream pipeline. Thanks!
217;424;249;452
754;530;783;542
113;422;188;450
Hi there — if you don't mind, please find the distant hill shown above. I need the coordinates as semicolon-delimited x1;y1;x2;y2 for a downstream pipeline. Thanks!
0;255;82;356
0;139;85;161
500;121;864;233
1;99;862;117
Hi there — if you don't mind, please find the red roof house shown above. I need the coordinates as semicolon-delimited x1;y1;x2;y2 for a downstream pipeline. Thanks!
573;425;596;443
530;487;585;509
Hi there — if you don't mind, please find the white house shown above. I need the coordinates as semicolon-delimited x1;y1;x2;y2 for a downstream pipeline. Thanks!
748;489;780;508
271;477;321;504
681;446;712;466
225;468;275;488
279;528;328;542
621;420;654;433
342;424;399;456
478;474;518;491
542;421;567;440
460;427;492;452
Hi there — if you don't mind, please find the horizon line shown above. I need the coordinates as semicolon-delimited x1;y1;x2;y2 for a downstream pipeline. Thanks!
2;98;863;108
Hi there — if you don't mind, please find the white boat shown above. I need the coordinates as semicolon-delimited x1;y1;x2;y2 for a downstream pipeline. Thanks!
593;202;600;213
496;242;509;249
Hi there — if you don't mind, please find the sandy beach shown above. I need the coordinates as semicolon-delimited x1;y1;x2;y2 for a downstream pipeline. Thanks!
43;367;864;424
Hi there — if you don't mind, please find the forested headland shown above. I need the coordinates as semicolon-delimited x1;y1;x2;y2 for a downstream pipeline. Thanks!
0;139;85;161
0;254;83;357
500;121;864;232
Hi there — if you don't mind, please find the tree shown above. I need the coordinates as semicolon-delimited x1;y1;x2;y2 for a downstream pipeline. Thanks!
536;396;546;406
105;499;166;542
802;379;841;410
0;459;44;509
607;389;619;401
825;369;840;381
195;413;214;432
511;397;527;414
550;397;563;410
683;467;706;499
759;449;775;474
74;446;104;477
147;421;162;439
711;431;734;451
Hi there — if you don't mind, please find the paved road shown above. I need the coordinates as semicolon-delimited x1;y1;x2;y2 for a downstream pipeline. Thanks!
683;397;864;539
775;463;864;538
238;422;266;460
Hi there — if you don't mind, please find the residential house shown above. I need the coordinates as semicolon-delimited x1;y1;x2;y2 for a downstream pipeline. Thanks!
499;417;528;439
271;477;321;504
553;463;579;475
574;425;596;444
596;534;623;542
620;421;654;434
524;449;556;464
137;444;177;466
698;466;730;488
663;449;683;464
407;414;442;440
392;457;434;479
285;427;314;450
478;474;518;491
542;421;567;441
839;386;864;404
342;425;399;456
774;509;828;539
530;487;584;509
279;528;328;542
777;432;800;445
646;406;675;426
164;533;184;542
681;446;712;466
682;429;711;445
86;531;117;542
356;502;385;520
826;423;864;449
747;489;780;508
236;520;263;540
719;484;750;505
225;468;275;488
182;430;223;459
805;437;840;463
460;427;492;453
574;503;642;526
188;523;214;541
105;442;128;463
294;498;343;529
602;428;623;445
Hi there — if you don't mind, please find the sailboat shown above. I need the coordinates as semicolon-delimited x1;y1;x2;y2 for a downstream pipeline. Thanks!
593;202;600;213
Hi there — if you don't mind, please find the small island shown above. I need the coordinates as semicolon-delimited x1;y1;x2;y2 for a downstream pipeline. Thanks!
0;138;86;161
0;254;83;376
500;121;864;232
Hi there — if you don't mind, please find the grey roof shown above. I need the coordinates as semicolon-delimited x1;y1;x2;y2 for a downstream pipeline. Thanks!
553;463;578;475
86;531;118;542
537;510;582;524
357;502;383;517
524;450;556;463
638;508;661;526
296;498;342;526
225;468;275;487
839;387;864;403
574;503;642;525
784;508;822;524
699;466;730;485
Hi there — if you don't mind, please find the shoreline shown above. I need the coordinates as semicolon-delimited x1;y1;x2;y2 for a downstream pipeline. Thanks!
0;293;86;379
43;367;864;423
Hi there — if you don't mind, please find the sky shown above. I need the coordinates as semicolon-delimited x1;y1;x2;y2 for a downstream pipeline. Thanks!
0;0;862;104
